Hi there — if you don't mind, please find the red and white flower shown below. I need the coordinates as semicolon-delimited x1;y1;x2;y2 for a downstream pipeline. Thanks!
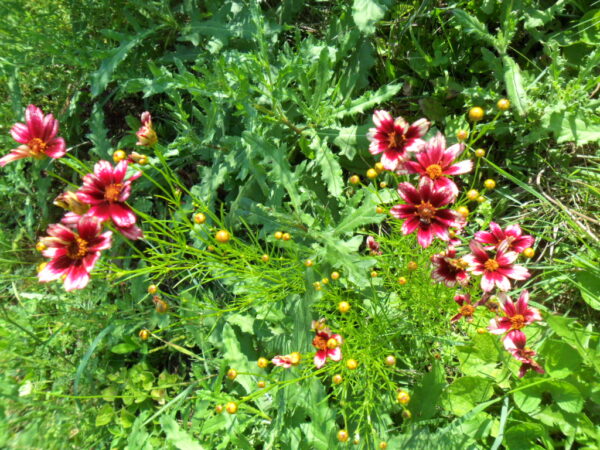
312;328;343;368
463;241;530;292
367;110;429;171
38;216;112;291
431;246;470;287
136;111;157;147
76;160;143;239
474;222;535;254
450;294;484;322
1;105;66;167
390;180;464;248
272;355;293;368
488;290;542;335
503;330;545;378
404;133;472;198
366;236;382;255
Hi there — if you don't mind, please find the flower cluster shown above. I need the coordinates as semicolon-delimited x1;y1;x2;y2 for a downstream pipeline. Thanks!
1;106;155;291
369;109;543;378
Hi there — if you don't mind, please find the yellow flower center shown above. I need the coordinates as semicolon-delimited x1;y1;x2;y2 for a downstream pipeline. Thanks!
388;131;406;149
449;258;469;270
459;304;475;317
425;164;443;180
416;201;436;222
104;183;123;203
67;236;88;260
484;258;500;271
510;314;526;330
28;138;48;157
312;335;328;351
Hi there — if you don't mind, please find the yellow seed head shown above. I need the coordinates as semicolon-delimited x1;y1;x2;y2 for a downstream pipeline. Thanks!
468;107;485;121
376;206;385;214
332;374;343;385
497;98;511;111
407;261;418;271
337;430;349;443
367;168;378;179
370;271;378;278
225;402;238;414
207;245;216;252
331;271;340;280
397;390;411;405
257;357;269;368
321;277;329;285
226;369;237;380
456;130;469;141
194;213;206;224
397;276;407;285
215;404;224;414
289;352;301;365
304;259;314;267
475;148;485;158
215;230;231;243
257;381;266;388
484;179;496;190
113;149;127;163
261;254;270;262
477;328;487;334
523;247;535;258
147;284;158;294
477;196;486;203
282;232;291;241
385;355;396;366
379;442;388;449
349;175;360;185
467;189;479;201
346;359;358;370
274;231;283;240
338;301;351;313
374;162;384;173
139;329;150;340
379;181;388;188
457;206;469;217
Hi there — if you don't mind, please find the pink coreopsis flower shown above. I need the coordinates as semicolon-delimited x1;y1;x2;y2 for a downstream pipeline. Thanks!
450;294;485;322
366;236;382;255
312;328;343;368
76;160;143;239
1;105;66;167
367;110;429;171
463;241;530;292
38;216;112;291
390;180;464;248
136;111;157;146
272;355;293;368
488;290;542;335
503;330;545;377
474;222;535;254
404;133;473;198
431;246;470;287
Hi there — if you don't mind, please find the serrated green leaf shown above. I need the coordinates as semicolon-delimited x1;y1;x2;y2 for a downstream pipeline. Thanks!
312;138;344;197
452;9;498;47
352;0;387;34
502;56;528;116
95;403;115;427
332;83;402;119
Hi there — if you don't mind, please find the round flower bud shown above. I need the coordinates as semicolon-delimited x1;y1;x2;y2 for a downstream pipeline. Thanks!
374;162;384;173
477;196;486;203
379;181;387;188
274;231;283;240
331;271;340;280
289;352;301;365
338;301;351;313
36;241;47;252
402;410;412;419
379;442;388;449
349;175;360;185
282;232;291;241
321;277;329;285
261;254;270;262
476;328;487;334
366;168;378;179
484;179;496;190
225;402;238;414
457;206;469;218
337;430;349;443
397;390;410;405
407;261;418;271
147;284;158;294
194;213;206;224
456;130;469;141
226;369;237;380
207;245;216;252
304;259;314;267
523;248;535;258
385;355;396;366
376;206;385;214
397;277;407;285
497;98;511;111
475;148;485;158
215;404;224;414
257;381;266;388
346;359;358;370
313;281;321;290
466;189;479;201
113;149;127;163
138;156;149;165
468;107;484;122
139;329;150;340
154;298;168;313
327;338;338;349
257;357;269;368
370;271;378;278
332;374;343;385
215;230;231;243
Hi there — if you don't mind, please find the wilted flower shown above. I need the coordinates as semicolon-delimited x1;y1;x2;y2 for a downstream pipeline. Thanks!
76;160;143;239
366;236;382;255
404;133;472;198
390;180;464;248
503;330;545;377
312;328;343;368
450;294;485;322
463;241;530;292
367;110;429;171
38;216;112;291
431;246;470;287
54;191;90;216
474;222;535;254
136;111;157;146
488;290;542;335
1;105;66;167
272;355;294;368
